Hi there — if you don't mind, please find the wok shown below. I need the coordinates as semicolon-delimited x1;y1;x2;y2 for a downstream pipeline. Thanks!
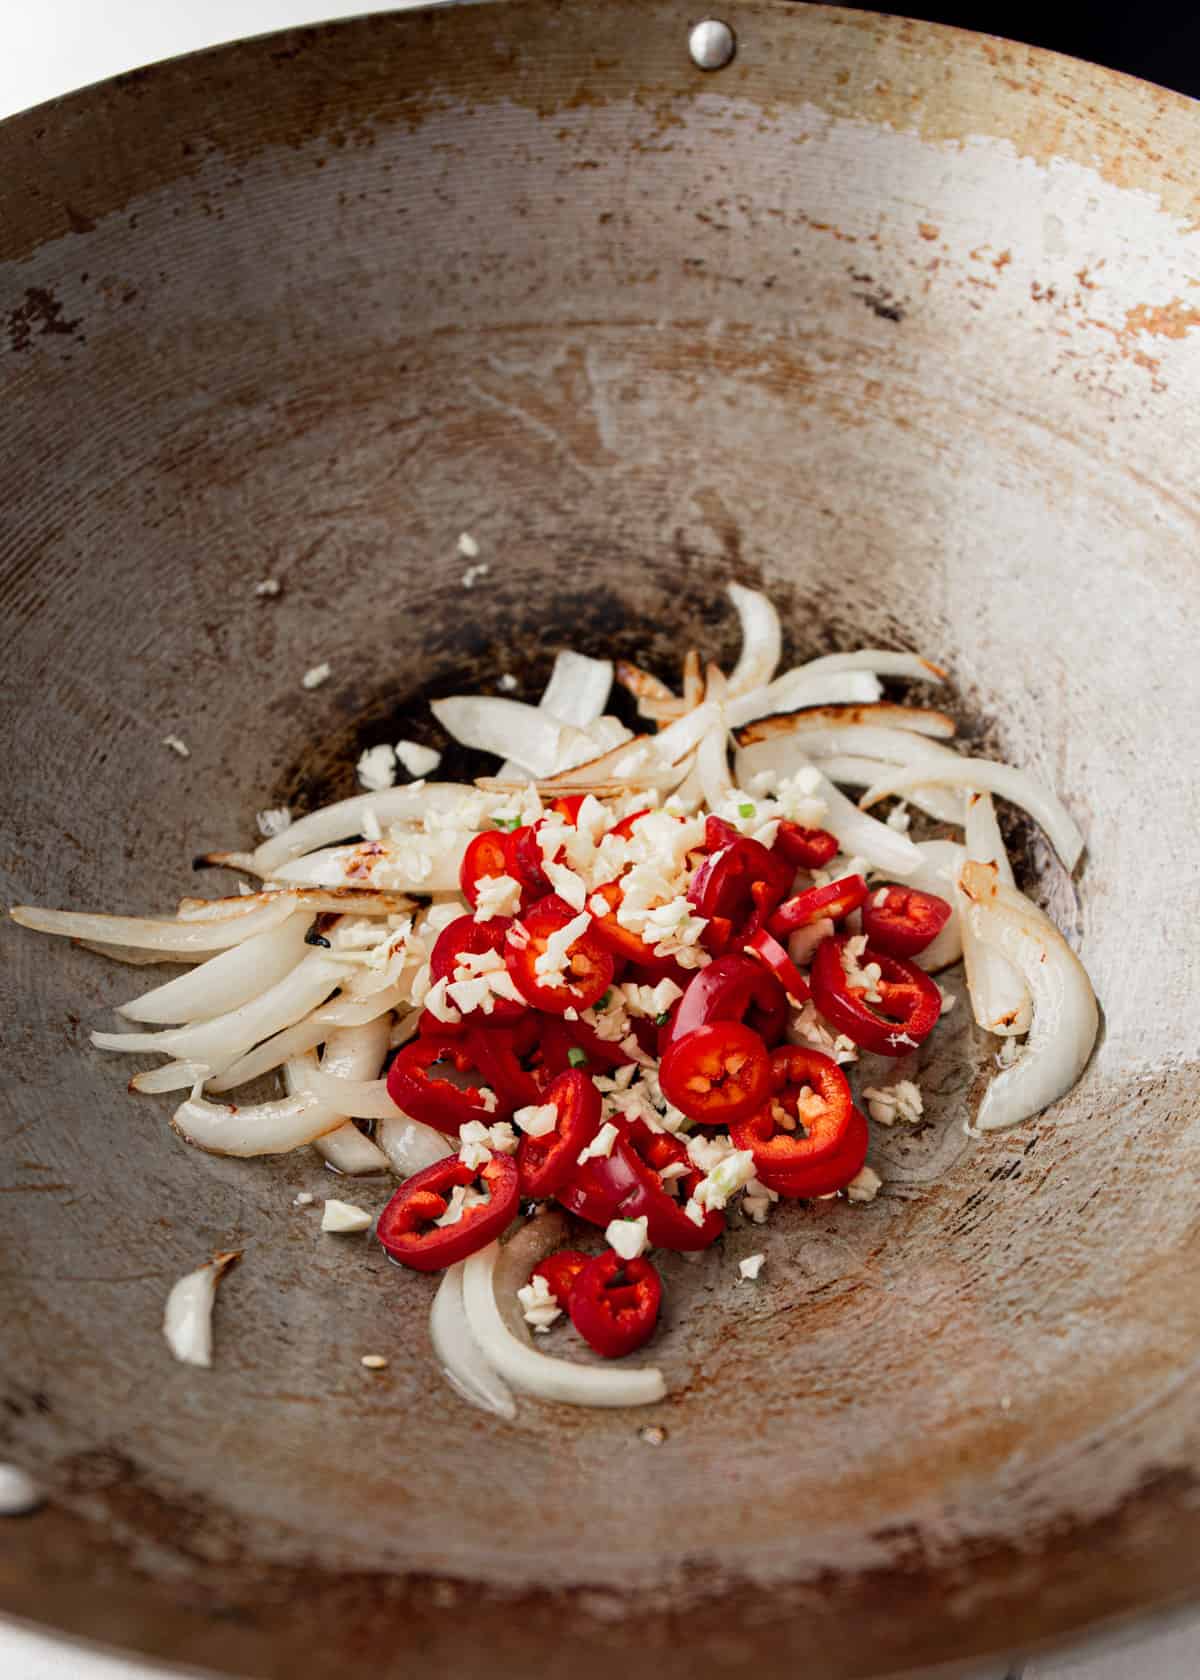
2;4;1199;1676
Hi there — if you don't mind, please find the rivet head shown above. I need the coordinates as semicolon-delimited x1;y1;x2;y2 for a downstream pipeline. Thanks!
689;19;736;72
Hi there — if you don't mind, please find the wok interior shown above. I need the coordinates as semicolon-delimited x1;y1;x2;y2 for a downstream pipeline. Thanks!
2;4;1199;1677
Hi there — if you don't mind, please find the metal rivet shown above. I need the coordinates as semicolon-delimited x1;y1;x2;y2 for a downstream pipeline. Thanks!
689;19;736;72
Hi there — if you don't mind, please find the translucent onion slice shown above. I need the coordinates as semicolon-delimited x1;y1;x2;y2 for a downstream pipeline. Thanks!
272;837;469;894
539;650;614;729
735;702;957;743
797;649;947;682
696;723;734;810
430;1263;517;1420
615;660;675;705
176;887;411;923
92;952;345;1075
432;696;596;779
301;1070;415;1121
654;700;723;766
461;1216;666;1408
958;862;1098;1133
682;649;705;708
10;894;296;956
206;979;412;1092
130;1059;212;1094
959;792;1033;1035
724;670;882;731
375;1112;455;1177
734;738;922;877
172;1084;340;1156
814;756;964;826
293;1020;391;1174
858;759;1084;872
78;942;200;967
725;583;782;697
163;1251;239;1367
253;785;490;874
119;913;312;1024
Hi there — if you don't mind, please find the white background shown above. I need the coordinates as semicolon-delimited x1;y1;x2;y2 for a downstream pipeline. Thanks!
1;3;1197;1675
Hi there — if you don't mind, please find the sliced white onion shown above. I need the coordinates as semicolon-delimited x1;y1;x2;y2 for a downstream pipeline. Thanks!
654;700;722;766
301;1069;415;1121
92;952;345;1075
615;659;675;705
903;840;966;972
206;980;412;1092
734;737;922;876
430;1263;517;1420
172;1084;340;1156
10;894;296;956
431;696;594;779
76;941;200;967
119;913;312;1024
539;650;614;729
682;648;705;709
462;1216;666;1408
725;583;782;697
271;836;469;894
252;785;490;874
958;862;1098;1133
696;723;734;809
375;1112;455;1177
960;792;1033;1034
815;756;964;826
293;1020;391;1174
130;1059;212;1094
724;670;882;731
798;649;947;682
735;702;956;743
476;733;687;796
163;1250;239;1367
858;759;1084;872
176;887;411;923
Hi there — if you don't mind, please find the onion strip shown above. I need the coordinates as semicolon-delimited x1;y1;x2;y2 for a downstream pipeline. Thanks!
176;887;412;923
858;758;1084;872
172;1084;341;1156
271;837;469;894
9;895;296;956
298;1020;391;1173
118;914;311;1024
734;738;922;876
736;703;957;744
958;863;1098;1133
205;979;412;1092
375;1112;455;1177
431;696;595;779
904;840;966;972
462;1219;666;1408
959;792;1033;1035
430;1264;517;1420
253;785;489;874
724;670;882;731
538;650;613;730
814;756;964;825
797;649;947;682
725;583;782;697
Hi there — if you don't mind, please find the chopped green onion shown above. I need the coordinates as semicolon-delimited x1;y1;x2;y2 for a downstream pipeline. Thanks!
567;1047;589;1068
738;802;755;819
493;817;520;831
597;989;613;1010
655;1011;671;1027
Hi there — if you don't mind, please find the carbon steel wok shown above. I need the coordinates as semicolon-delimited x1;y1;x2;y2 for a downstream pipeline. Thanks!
2;4;1199;1677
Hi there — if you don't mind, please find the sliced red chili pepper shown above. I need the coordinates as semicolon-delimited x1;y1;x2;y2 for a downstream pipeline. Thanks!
740;874;788;943
386;1034;512;1133
587;879;691;983
535;1015;634;1083
768;874;869;938
505;893;614;1015
811;935;942;1056
861;884;952;958
467;1025;543;1111
658;1021;771;1126
459;830;517;909
744;927;811;1004
430;914;526;1026
550;794;588;824
516;1068;602;1199
774;820;839;869
729;1045;864;1197
531;1249;591;1309
661;953;788;1053
608;807;651;840
376;1154;518;1272
687;828;790;939
557;1124;724;1250
569;1250;662;1358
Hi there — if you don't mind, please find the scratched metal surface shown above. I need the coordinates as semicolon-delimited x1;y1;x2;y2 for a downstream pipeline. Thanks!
1;4;1199;1678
